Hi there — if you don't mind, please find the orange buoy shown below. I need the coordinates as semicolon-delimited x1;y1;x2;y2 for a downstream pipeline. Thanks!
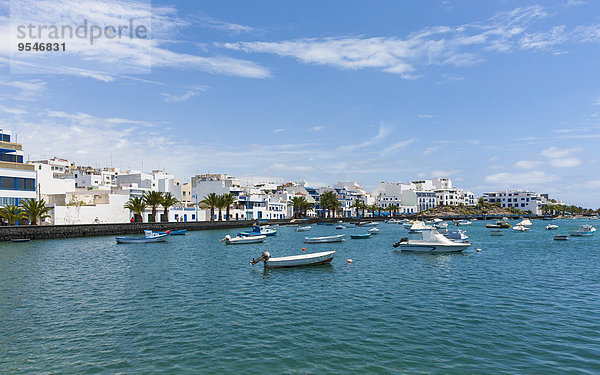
166;230;171;234
302;247;306;251
346;259;353;264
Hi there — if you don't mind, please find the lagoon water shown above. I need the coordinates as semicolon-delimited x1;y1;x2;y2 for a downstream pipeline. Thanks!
1;219;600;373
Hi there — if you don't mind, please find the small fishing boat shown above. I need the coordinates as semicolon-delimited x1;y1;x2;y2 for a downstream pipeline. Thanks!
393;228;471;253
386;219;400;224
296;226;312;232
250;250;336;269
486;220;511;229
554;235;569;241
304;234;346;244
490;230;503;236
569;225;596;237
454;220;472;226
350;233;372;239
356;221;378;227
10;238;31;243
116;233;168;244
513;224;529;232
517;219;532;226
443;229;469;242
546;224;558;230
221;235;266;244
336;225;345;230
239;224;278;237
589;215;599;220
434;222;448;229
368;228;380;234
169;229;187;235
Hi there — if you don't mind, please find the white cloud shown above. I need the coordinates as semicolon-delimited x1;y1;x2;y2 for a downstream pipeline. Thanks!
383;138;416;153
162;86;208;103
338;124;392;151
514;160;541;169
268;163;314;172
423;146;440;156
273;128;285;133
549;157;581;168
220;5;566;78
310;125;324;131
0;79;46;101
484;170;559;185
432;169;460;178
190;13;255;34
418;114;436;119
540;146;581;158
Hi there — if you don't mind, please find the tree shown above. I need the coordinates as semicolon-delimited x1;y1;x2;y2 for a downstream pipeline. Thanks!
200;193;220;221
161;192;179;222
221;193;237;221
0;205;26;225
215;194;227;221
291;196;308;218
20;198;51;225
351;199;363;218
320;191;338;218
330;198;342;219
124;196;147;222
143;191;164;222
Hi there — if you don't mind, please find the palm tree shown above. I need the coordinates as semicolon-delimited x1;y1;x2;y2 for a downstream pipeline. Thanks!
20;198;51;225
143;191;164;222
215;194;227;221
388;204;400;217
350;199;362;218
124;196;147;222
330;198;342;219
320;191;338;218
161;192;179;222
201;193;220;221
291;196;308;218
0;205;26;225
221;193;237;221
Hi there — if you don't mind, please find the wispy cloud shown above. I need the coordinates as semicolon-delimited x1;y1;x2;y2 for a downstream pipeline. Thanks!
310;125;325;131
190;13;255;34
383;138;416;153
162;86;208;103
0;79;46;101
423;146;440;156
484;170;559;185
418;114;436;119
541;146;581;158
339;124;392;151
273;128;285;133
220;5;593;78
432;169;460;178
549;157;581;168
514;160;542;169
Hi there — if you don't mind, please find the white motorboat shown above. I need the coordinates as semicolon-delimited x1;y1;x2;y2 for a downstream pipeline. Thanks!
239;226;278;237
443;229;469;242
513;224;529;232
409;221;434;233
454;220;472;226
546;224;559;230
517;219;532;226
434;222;448;229
368;228;380;234
221;235;266;244
569;225;596;237
554;235;569;241
296;226;312;232
393;228;471;253
356;221;379;227
250;250;336;268
304;234;346;244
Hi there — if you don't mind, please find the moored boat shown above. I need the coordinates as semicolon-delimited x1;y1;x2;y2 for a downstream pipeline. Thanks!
356;221;378;227
239;224;278;237
336;225;345;230
10;238;31;243
250;250;336;268
117;233;168;244
221;235;266;244
350;233;372;239
296;226;312;232
569;225;596;237
392;228;471;253
513;224;529;232
546;224;558;230
443;229;469;242
304;234;346;244
169;229;187;235
486;220;511;229
554;235;569;241
454;220;472;226
517;219;532;226
368;228;380;234
434;222;448;229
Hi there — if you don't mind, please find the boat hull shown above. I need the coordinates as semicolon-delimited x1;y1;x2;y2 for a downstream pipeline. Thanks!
397;243;470;253
303;235;346;244
226;237;266;244
264;251;336;268
116;236;167;244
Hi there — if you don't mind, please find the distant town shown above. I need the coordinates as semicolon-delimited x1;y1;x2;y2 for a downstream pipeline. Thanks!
0;127;588;225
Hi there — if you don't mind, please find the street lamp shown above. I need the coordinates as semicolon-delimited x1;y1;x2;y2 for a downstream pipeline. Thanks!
192;193;199;221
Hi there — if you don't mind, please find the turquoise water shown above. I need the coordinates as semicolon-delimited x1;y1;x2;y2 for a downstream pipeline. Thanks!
1;219;600;373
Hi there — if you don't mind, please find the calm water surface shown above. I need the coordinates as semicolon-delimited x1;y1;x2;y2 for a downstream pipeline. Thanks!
1;219;600;373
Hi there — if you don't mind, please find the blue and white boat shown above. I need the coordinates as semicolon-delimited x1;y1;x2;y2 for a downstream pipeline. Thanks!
569;225;596;237
350;233;372;239
117;232;168;244
239;224;278;237
393;228;471;253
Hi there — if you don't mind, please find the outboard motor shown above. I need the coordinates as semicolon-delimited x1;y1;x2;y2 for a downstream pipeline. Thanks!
250;251;271;265
219;235;232;242
393;237;408;248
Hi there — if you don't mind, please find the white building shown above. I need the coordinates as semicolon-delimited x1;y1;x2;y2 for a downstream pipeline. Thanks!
482;190;546;215
28;158;76;199
0;129;36;208
48;190;130;224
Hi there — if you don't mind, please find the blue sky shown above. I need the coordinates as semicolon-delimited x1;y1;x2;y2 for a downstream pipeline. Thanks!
1;0;600;207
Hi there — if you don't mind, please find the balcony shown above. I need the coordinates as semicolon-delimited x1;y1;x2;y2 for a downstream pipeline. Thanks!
0;160;35;171
0;141;23;151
